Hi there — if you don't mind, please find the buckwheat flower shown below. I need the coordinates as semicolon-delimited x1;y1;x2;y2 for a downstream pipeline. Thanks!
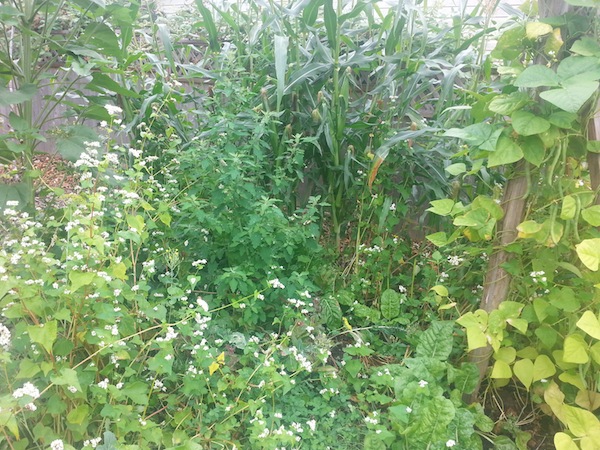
97;378;109;389
67;386;78;393
0;323;11;350
406;407;412;413
165;354;173;361
418;380;428;388
50;439;64;450
447;255;464;266
306;419;316;432
390;203;396;211
129;148;142;158
398;285;407;293
13;382;40;399
268;278;285;289
104;104;122;116
446;439;456;447
195;297;209;312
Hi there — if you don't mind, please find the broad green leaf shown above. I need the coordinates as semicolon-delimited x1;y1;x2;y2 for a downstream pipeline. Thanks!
69;271;96;292
490;360;512;379
540;81;599;113
380;289;400;319
554;433;579;450
521;136;545;167
557;56;600;83
576;238;600;271
321;295;342;328
526;22;553;39
488;92;530;115
563;405;600;440
560;371;586;390
576;311;600;340
122;381;149;405
16;359;41;379
457;311;488;351
563;334;589;364
27;321;58;354
581;205;600;226
549;111;578;129
571;37;600;57
417;321;453;360
536;326;558;349
517;220;543;238
591;341;600;364
512;111;551;136
514;65;560;88
561;195;577;220
427;199;460;216
533;355;556;381
51;368;82;393
0;84;37;106
426;232;448;247
430;285;448;297
126;214;145;232
513;359;534;389
274;35;289;111
445;163;466;176
67;404;90;425
472;196;504;220
495;347;517;364
488;137;523;167
444;123;500;150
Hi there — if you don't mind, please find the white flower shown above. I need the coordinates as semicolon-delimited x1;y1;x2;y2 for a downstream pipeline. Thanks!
268;278;285;289
104;104;123;116
67;386;78;393
97;378;109;389
0;323;11;350
13;382;40;399
398;285;407;293
446;439;456;447
50;439;64;450
406;407;412;413
197;298;209;312
418;380;428;388
306;419;316;432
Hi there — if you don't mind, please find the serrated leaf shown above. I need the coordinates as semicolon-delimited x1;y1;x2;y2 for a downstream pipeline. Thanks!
513;359;534;389
576;238;600;271
380;289;400;320
576;311;600;340
512;111;551;136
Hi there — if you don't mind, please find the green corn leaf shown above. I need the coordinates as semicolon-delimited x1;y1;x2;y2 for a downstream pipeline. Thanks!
196;1;220;51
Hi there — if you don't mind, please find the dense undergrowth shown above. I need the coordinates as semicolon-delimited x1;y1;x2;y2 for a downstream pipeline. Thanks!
1;0;600;449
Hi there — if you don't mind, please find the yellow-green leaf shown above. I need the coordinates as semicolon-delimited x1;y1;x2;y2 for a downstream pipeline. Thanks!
495;346;517;364
533;354;556;381
27;321;58;354
576;238;600;271
576;311;600;340
491;360;512;379
526;21;553;39
564;334;589;364
581;205;600;226
430;285;448;297
514;358;534;389
559;371;586;390
69;271;96;292
554;432;578;450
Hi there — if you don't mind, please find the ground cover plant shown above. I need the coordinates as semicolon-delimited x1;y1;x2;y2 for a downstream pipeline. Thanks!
1;0;599;449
